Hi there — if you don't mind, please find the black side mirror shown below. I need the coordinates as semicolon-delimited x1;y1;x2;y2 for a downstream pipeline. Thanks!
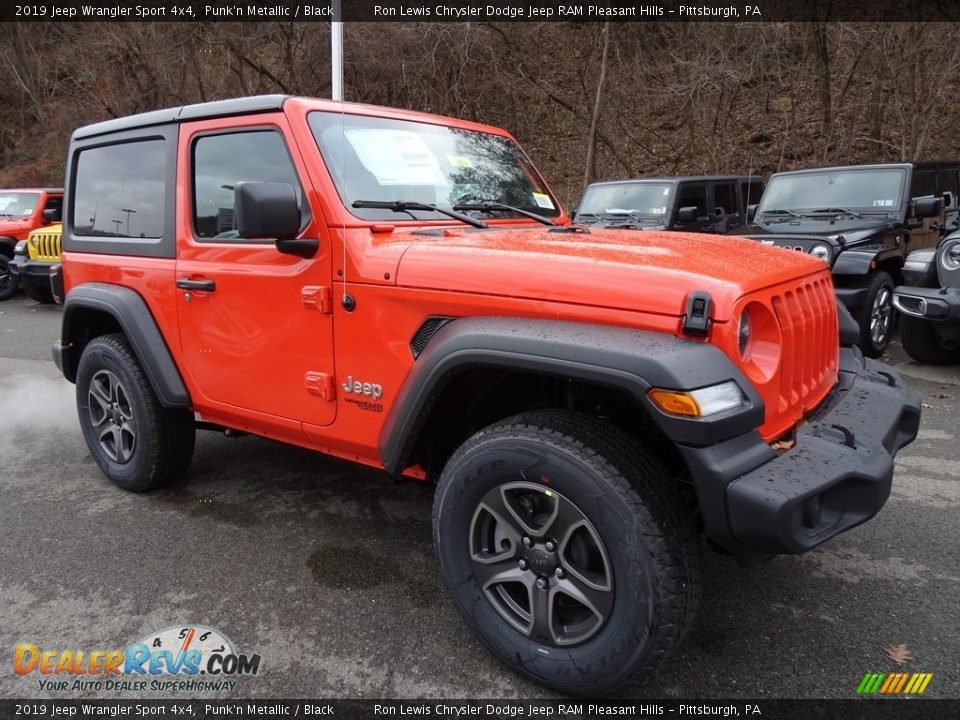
235;182;316;258
746;204;758;222
913;196;942;219
677;206;698;222
42;207;61;223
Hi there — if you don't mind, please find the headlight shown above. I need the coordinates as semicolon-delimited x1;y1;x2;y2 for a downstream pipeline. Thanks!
941;239;960;271
738;310;752;358
648;381;746;419
810;244;831;263
13;240;27;256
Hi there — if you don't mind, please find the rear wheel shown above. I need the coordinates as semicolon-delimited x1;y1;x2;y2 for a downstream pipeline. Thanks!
77;333;195;492
432;410;700;694
0;255;19;301
855;271;895;358
900;315;960;365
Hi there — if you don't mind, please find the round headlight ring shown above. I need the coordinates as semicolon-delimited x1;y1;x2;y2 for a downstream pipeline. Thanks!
810;245;831;263
738;309;752;359
942;240;960;271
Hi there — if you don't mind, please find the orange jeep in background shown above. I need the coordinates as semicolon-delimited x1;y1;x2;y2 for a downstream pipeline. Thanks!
53;96;920;694
0;188;63;301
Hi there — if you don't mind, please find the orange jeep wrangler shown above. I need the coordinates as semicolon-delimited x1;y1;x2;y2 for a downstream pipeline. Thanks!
53;96;920;694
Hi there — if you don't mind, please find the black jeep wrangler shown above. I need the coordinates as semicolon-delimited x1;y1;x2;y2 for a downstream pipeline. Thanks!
893;231;960;365
573;176;763;233
746;162;959;357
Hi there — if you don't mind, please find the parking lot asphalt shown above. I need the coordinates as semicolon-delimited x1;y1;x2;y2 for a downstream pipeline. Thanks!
1;293;957;700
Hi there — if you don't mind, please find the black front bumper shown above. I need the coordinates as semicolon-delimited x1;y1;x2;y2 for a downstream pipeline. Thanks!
9;256;53;282
893;284;960;324
681;347;920;562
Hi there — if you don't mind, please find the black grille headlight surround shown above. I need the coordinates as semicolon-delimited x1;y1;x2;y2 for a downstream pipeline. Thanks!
13;240;27;256
810;244;831;263
738;309;752;358
941;238;960;272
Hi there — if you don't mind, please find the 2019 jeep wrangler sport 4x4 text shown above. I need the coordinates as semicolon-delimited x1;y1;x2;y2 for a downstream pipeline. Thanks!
53;96;921;694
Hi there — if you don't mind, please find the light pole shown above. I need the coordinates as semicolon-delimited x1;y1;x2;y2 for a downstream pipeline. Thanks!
121;207;136;236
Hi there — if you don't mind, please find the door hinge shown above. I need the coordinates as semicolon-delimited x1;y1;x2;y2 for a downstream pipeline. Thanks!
302;285;333;314
305;372;336;401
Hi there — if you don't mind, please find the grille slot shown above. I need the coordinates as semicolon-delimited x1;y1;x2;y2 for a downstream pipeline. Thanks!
771;275;838;415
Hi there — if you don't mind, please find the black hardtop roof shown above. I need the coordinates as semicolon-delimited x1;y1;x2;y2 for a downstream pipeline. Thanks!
72;95;290;140
770;161;960;178
588;175;759;187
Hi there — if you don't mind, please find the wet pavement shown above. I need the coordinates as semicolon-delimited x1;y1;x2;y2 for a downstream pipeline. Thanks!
1;293;957;699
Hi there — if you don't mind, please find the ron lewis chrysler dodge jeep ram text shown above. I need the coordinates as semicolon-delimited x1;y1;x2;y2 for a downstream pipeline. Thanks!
53;96;920;694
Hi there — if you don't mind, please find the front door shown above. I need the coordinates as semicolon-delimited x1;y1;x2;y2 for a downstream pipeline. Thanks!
175;114;336;428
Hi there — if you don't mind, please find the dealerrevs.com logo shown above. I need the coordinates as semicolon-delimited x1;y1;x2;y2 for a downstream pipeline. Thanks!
14;625;261;692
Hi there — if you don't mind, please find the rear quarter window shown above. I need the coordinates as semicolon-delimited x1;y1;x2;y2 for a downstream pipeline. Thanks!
72;139;166;238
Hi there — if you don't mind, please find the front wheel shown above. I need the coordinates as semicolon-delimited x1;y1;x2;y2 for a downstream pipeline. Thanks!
0;255;19;301
855;271;895;358
900;315;960;365
77;333;195;492
432;410;700;694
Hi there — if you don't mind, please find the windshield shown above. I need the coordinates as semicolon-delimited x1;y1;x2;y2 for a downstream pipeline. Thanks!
0;192;39;218
758;169;906;215
308;112;560;221
578;183;673;217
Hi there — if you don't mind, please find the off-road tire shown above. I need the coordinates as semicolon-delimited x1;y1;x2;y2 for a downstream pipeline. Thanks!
77;333;195;492
432;409;701;694
855;270;895;358
900;314;960;366
0;255;19;301
20;275;55;304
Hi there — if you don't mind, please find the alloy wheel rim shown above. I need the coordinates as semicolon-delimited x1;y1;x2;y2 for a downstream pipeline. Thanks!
469;481;614;647
88;369;137;463
871;286;892;345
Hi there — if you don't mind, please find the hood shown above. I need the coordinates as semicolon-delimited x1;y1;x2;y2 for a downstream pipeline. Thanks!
0;217;35;236
393;226;825;321
749;220;899;244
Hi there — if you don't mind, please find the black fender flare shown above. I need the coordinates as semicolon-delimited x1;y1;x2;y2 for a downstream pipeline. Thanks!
832;247;903;277
901;247;938;287
378;316;764;474
0;237;16;258
58;283;190;407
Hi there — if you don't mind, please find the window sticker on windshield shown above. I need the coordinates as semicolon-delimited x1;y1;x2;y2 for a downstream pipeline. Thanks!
873;199;894;207
345;129;447;186
662;188;670;195
532;192;554;209
650;206;667;214
446;154;473;169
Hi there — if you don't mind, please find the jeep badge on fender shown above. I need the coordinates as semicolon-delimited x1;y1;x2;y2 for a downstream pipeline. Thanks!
53;95;920;694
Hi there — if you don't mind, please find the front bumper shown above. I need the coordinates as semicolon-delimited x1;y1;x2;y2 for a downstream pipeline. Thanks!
9;256;53;283
681;347;920;562
893;285;960;324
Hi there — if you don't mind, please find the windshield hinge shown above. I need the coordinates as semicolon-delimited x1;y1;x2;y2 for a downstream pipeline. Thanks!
302;285;333;314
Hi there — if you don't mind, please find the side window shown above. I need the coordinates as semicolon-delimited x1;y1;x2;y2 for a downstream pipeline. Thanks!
73;140;166;238
911;170;936;199
192;130;307;240
677;184;707;217
713;182;738;216
43;196;63;219
938;167;959;198
743;179;764;206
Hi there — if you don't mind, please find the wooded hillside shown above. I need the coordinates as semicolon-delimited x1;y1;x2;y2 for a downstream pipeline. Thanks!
2;21;959;208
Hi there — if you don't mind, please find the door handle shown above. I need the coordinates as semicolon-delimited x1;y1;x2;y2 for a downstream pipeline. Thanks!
176;278;216;292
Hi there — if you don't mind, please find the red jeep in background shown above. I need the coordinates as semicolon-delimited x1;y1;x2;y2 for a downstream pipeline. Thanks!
52;96;920;694
0;188;63;300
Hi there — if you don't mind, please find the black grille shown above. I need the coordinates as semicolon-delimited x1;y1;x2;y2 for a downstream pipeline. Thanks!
410;317;454;358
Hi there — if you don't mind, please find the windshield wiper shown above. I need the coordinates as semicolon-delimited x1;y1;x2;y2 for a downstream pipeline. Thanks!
352;200;487;229
807;207;864;219
453;202;555;226
759;208;800;217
